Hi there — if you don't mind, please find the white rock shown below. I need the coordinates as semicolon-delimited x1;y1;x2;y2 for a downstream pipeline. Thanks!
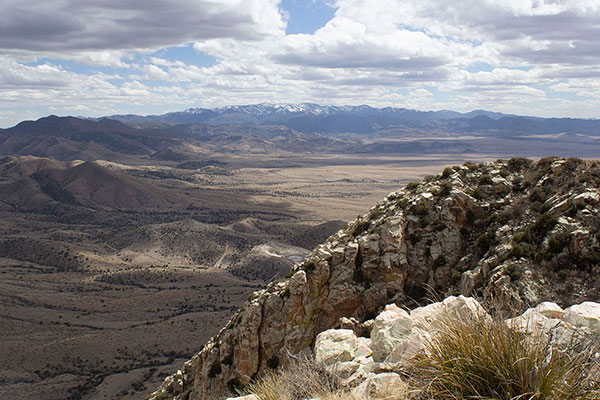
533;302;564;319
356;337;372;357
351;372;408;399
343;356;377;387
384;328;428;365
314;329;358;366
370;305;412;362
226;395;259;400
331;360;360;380
410;302;444;330
411;295;487;330
563;302;600;335
505;309;563;335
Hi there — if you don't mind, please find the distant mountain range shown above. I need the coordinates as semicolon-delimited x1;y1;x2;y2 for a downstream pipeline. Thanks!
0;104;598;162
109;103;518;132
108;103;600;137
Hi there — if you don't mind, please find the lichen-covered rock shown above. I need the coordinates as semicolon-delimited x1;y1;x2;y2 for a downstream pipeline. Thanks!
149;158;600;400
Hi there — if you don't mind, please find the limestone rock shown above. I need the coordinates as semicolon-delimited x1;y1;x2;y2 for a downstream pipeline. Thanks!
314;329;358;366
563;302;600;335
370;304;412;362
351;372;408;399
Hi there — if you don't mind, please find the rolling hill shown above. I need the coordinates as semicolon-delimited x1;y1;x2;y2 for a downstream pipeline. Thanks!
0;157;189;211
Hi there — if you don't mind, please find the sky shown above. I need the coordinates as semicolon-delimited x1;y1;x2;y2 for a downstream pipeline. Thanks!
1;0;599;127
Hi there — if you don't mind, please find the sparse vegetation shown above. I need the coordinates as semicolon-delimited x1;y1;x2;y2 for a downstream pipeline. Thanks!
478;174;493;185
410;309;600;400
241;356;344;400
352;218;371;237
240;355;406;400
441;167;454;179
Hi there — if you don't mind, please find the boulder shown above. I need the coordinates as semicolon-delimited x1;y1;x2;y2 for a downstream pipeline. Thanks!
351;372;408;399
370;304;412;362
411;295;487;330
563;302;600;335
314;329;358;366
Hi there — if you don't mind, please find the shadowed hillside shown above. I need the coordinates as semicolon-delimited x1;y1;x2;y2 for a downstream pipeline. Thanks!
0;160;189;211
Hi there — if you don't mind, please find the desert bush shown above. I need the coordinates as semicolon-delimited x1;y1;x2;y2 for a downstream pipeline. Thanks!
441;167;454;179
410;309;600;400
507;157;532;172
436;181;452;197
352;218;371;237
531;212;558;238
478;174;493;186
432;255;447;269
242;355;408;400
476;230;496;252
406;181;420;191
470;188;484;200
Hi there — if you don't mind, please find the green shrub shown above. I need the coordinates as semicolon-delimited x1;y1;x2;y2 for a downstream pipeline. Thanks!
208;362;222;378
406;181;420;190
438;181;452;196
529;187;546;203
266;355;279;369
407;233;420;245
441;167;454;178
470;188;484;200
464;161;479;171
507;157;532;172
352;219;370;237
222;354;234;366
548;231;572;254
532;212;558;237
511;243;535;260
410;309;600;400
513;229;532;243
506;263;522;280
396;198;409;209
479;174;493;185
476;230;496;252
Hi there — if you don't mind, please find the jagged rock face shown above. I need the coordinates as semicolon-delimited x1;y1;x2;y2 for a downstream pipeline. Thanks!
149;157;600;400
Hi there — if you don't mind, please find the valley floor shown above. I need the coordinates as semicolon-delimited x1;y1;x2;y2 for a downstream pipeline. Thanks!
0;154;484;399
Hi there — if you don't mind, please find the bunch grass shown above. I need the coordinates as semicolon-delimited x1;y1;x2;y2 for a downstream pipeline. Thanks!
410;310;600;400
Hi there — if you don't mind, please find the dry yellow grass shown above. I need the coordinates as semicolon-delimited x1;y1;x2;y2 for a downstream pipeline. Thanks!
410;310;600;400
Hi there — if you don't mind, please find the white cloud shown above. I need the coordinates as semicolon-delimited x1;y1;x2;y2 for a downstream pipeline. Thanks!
1;0;599;124
0;0;286;57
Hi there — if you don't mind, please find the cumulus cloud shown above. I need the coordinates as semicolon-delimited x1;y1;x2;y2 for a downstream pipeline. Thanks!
1;0;600;124
0;0;286;54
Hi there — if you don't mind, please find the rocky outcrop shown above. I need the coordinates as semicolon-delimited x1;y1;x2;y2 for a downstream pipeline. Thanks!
312;296;600;398
149;157;600;400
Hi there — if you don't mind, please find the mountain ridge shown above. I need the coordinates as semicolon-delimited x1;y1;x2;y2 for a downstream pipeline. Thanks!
149;157;600;400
